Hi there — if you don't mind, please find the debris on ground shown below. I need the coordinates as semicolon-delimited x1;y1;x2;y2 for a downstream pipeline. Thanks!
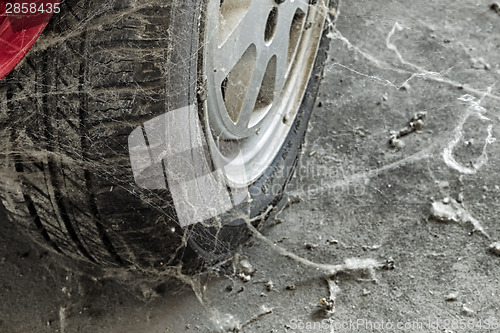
331;258;383;279
304;243;318;250
362;244;381;251
244;216;385;276
491;2;500;14
445;292;459;302
471;57;491;70
238;273;252;283
389;112;427;148
238;259;256;275
430;197;489;237
390;137;406;149
233;255;256;282
398;82;411;91
233;254;257;276
461;304;475;316
382;258;395;270
316;278;341;317
317;297;335;314
488;242;500;256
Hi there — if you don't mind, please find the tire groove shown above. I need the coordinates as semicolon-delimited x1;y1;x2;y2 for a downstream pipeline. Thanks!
79;29;125;266
16;167;63;253
47;158;96;261
1;0;203;267
6;85;63;254
41;52;97;263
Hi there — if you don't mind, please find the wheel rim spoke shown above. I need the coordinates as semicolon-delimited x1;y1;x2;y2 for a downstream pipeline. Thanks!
271;1;309;93
205;0;327;184
235;52;274;130
214;0;274;79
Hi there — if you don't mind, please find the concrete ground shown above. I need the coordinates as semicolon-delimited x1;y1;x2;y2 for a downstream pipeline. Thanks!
2;0;500;332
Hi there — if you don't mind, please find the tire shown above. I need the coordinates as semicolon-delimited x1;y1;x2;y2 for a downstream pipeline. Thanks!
0;0;337;269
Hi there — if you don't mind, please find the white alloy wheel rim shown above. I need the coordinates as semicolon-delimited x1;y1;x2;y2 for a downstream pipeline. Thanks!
204;0;327;187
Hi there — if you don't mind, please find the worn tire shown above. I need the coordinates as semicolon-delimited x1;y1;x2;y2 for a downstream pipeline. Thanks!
0;0;337;269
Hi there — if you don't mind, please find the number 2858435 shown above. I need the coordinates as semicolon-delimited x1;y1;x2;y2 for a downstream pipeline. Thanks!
5;2;61;14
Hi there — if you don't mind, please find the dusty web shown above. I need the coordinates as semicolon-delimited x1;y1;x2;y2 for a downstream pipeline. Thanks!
2;0;500;330
0;0;220;281
182;0;500;329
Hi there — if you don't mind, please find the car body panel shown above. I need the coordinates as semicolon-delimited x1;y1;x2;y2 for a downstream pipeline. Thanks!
0;0;59;80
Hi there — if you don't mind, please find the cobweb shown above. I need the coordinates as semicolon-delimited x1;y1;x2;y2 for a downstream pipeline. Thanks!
0;0;351;269
1;0;500;331
196;0;500;330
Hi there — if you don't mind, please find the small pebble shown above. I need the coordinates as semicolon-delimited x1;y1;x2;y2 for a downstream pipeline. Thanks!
399;82;411;91
305;243;318;250
489;242;500;256
445;292;458;302
390;137;405;149
239;259;256;275
239;273;251;282
462;304;475;316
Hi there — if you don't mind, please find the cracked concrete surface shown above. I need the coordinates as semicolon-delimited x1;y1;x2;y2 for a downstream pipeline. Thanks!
1;0;500;332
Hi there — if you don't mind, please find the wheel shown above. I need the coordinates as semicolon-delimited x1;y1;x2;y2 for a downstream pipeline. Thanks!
0;0;336;269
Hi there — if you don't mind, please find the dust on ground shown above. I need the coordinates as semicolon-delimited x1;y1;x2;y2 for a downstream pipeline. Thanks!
1;0;500;332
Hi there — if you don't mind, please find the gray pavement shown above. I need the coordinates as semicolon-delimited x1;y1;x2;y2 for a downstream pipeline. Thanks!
1;0;500;332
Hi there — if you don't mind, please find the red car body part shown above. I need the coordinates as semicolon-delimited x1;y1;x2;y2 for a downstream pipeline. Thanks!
0;0;59;80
